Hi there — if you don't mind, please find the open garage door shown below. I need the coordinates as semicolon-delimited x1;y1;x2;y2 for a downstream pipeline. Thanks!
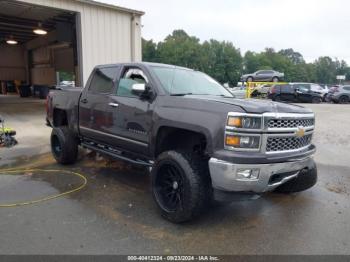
0;0;82;99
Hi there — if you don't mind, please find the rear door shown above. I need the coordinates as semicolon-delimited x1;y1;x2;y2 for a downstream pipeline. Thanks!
78;66;120;144
280;84;295;101
104;66;155;156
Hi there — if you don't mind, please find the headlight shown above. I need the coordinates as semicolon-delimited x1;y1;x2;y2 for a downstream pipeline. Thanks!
227;116;262;129
225;134;260;149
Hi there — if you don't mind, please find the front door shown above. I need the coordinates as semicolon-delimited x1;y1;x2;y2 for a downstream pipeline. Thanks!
104;67;155;156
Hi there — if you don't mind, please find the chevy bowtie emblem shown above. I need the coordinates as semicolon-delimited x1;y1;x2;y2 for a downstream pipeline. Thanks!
295;126;305;137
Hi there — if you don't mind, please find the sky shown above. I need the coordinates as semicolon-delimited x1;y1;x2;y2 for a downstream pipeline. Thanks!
98;0;350;63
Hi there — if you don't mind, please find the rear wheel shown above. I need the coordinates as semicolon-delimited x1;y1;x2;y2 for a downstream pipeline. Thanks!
50;127;78;165
151;151;210;223
339;95;349;104
272;76;279;82
311;96;322;104
246;76;253;82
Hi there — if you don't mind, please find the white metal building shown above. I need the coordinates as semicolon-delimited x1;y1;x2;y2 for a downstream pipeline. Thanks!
0;0;144;89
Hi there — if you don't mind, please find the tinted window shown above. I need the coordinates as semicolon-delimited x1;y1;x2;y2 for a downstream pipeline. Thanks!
152;66;232;96
343;86;350;91
295;84;310;92
283;84;294;93
116;68;148;97
259;70;273;74
89;67;117;93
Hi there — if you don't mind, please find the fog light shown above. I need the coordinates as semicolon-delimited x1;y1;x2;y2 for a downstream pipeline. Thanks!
237;168;260;180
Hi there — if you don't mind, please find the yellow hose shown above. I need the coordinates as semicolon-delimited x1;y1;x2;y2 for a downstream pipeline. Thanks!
0;169;87;207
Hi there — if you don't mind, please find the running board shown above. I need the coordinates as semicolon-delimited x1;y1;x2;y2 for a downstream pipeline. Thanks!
81;142;152;167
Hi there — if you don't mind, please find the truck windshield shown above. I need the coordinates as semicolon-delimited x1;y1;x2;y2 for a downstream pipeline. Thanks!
151;66;233;97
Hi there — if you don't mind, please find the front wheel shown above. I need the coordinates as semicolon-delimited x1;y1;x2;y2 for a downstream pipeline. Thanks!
50;127;78;165
339;95;349;104
151;151;210;223
312;97;322;104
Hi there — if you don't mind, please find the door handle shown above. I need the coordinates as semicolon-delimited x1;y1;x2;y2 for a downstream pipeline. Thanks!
108;102;119;107
81;98;88;104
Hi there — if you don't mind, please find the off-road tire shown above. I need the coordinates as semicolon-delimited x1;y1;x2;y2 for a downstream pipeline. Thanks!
151;150;210;223
50;127;78;165
274;166;317;193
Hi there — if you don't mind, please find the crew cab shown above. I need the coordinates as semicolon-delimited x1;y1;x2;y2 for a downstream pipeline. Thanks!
46;62;317;223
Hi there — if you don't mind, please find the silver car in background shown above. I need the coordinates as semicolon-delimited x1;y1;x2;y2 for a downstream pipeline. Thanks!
241;70;284;82
329;85;350;103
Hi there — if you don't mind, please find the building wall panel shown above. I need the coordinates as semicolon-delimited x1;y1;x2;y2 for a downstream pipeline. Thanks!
19;0;142;85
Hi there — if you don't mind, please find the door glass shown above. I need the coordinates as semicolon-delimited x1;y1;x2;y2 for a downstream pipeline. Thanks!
89;67;117;94
283;84;293;93
116;68;148;97
298;84;310;92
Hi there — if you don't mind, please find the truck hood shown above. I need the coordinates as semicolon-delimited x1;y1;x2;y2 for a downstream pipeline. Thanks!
184;95;312;114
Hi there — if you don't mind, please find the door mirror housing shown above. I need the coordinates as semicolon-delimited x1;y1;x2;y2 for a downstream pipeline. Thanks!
131;83;146;95
131;83;154;100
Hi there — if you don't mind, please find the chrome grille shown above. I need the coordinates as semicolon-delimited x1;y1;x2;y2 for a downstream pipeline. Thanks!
266;134;312;152
267;118;314;128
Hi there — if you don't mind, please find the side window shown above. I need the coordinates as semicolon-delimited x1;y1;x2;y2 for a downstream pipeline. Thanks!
343;86;350;91
89;67;117;94
284;84;294;93
311;84;322;91
298;84;310;92
116;68;148;97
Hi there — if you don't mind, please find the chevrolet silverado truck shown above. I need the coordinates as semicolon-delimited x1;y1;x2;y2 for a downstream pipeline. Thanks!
46;62;317;223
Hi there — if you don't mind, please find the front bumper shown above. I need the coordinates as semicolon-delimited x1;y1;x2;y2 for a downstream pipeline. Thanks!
208;155;315;193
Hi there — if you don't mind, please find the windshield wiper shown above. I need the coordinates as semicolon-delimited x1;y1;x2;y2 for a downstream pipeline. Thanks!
170;93;194;96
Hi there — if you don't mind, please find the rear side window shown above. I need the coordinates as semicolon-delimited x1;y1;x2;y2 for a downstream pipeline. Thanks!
283;84;294;93
89;67;117;94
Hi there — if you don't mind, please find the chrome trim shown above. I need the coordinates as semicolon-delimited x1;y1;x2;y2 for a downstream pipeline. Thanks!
264;130;313;154
79;126;148;147
208;156;315;193
225;112;315;153
108;102;119;107
224;132;261;152
226;112;263;132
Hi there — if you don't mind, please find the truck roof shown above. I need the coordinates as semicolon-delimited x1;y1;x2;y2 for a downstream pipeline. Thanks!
95;62;193;71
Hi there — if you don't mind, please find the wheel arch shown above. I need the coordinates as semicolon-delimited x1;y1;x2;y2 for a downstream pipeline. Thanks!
152;125;212;158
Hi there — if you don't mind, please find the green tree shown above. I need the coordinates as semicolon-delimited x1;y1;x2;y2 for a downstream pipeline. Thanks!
314;56;336;84
142;38;158;62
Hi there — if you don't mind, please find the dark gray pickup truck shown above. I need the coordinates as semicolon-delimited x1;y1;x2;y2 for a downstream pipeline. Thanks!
46;62;317;223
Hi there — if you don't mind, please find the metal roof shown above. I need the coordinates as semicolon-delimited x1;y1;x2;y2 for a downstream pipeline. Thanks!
75;0;145;15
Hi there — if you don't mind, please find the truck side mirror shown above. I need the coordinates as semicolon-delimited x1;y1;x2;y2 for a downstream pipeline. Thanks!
131;83;146;95
131;83;154;100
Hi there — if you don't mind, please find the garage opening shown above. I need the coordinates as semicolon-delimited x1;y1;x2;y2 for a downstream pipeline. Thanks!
0;0;81;100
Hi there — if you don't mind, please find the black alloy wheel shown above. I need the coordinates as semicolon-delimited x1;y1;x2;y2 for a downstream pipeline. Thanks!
154;161;184;212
